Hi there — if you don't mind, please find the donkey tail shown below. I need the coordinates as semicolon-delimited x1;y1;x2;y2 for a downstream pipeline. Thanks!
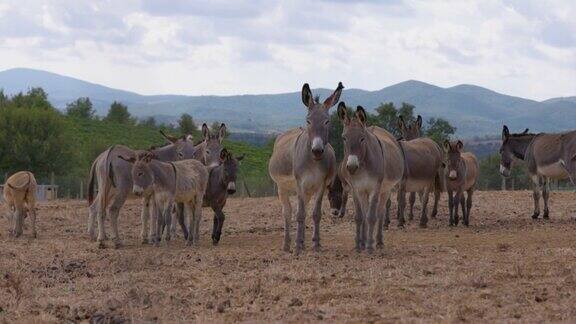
87;158;98;205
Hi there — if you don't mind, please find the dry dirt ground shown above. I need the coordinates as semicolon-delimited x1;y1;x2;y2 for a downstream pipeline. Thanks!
2;191;576;322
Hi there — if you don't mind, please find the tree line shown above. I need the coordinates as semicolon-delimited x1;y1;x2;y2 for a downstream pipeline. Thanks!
0;87;538;196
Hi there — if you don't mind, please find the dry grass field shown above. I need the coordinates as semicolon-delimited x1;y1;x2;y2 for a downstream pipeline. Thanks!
2;191;576;322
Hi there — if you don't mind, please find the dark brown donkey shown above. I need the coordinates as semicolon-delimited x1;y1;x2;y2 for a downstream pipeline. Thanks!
327;170;348;218
500;126;576;219
397;115;442;221
174;148;244;245
339;105;404;253
269;82;343;254
393;116;443;228
444;140;479;226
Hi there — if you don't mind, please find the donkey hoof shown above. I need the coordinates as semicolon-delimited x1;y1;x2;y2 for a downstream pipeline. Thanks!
32;232;37;239
419;222;428;229
282;244;291;252
312;244;321;252
531;213;540;219
141;238;149;245
97;241;106;249
376;242;384;249
366;246;374;254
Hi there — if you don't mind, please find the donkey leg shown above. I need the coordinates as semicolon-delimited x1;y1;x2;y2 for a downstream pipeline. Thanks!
176;203;188;240
352;193;364;253
13;204;23;237
109;204;123;249
419;187;430;228
460;193;467;226
295;191;311;255
365;190;381;253
376;191;390;249
211;208;219;244
448;190;455;226
96;199;107;248
184;203;194;246
542;178;550;219
29;204;37;238
339;189;348;218
431;186;440;219
311;187;325;252
465;189;473;226
453;191;462;226
383;196;391;229
140;197;150;244
531;175;541;219
278;188;292;252
163;204;173;243
88;196;99;241
192;194;204;245
213;208;226;245
408;192;416;221
397;186;407;228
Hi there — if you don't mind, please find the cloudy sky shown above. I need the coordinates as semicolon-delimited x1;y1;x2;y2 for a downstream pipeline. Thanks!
0;0;574;100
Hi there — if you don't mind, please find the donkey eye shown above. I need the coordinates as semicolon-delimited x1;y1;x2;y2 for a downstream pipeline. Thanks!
206;150;210;155
360;137;365;143
324;120;329;125
137;172;144;177
342;136;347;141
306;120;311;125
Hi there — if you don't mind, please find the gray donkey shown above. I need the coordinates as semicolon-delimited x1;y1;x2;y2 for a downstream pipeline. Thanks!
269;82;343;254
393;115;444;228
119;151;208;246
87;131;198;248
338;104;404;253
500;126;576;219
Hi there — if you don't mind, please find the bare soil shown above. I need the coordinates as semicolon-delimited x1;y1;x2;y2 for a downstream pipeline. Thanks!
1;191;576;322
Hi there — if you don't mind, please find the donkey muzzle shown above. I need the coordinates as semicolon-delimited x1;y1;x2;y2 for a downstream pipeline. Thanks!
499;164;510;177
448;170;458;180
311;137;324;160
346;155;359;175
133;185;144;196
227;182;236;195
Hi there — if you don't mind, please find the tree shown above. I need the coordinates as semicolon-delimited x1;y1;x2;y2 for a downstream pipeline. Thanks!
66;97;95;119
0;106;75;177
426;117;456;144
9;88;53;111
140;116;157;128
178;113;197;135
104;101;134;124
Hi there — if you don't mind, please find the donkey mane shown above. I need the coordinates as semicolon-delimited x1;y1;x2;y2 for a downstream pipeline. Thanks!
509;133;537;138
314;95;320;104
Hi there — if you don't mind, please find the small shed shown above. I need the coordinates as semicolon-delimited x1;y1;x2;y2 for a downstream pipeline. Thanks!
0;184;59;202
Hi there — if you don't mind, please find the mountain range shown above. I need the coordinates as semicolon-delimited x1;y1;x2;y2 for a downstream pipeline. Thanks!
0;67;574;137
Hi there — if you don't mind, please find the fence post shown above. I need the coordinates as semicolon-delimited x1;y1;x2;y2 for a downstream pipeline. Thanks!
243;181;252;198
80;180;84;200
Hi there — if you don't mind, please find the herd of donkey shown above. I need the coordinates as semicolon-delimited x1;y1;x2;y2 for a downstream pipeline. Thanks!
3;82;576;254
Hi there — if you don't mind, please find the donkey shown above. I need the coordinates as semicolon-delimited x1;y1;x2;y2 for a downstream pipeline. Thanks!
87;131;197;248
338;104;404;253
500;126;576;219
169;123;228;239
3;171;37;238
119;151;208;246
393;116;444;228
444;140;479;226
269;82;343;254
398;115;442;221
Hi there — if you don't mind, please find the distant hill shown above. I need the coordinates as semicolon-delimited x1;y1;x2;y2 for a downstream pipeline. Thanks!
1;68;574;137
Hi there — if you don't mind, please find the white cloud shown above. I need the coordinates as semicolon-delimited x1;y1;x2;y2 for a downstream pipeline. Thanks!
0;0;574;100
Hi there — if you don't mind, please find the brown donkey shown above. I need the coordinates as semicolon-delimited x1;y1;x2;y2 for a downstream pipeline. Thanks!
444;140;479;226
338;105;404;253
500;126;576;219
3;171;37;238
269;82;343;254
394;116;443;228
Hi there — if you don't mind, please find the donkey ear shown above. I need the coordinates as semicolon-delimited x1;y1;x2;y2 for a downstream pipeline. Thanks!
185;134;193;142
118;155;136;164
416;115;423;128
218;123;227;143
522;128;529;134
220;148;229;161
323;82;344;109
456;140;464;151
356;106;367;126
159;130;178;143
337;102;349;124
236;154;245;162
398;116;406;131
202;123;210;141
502;125;510;140
301;83;314;108
443;140;450;151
